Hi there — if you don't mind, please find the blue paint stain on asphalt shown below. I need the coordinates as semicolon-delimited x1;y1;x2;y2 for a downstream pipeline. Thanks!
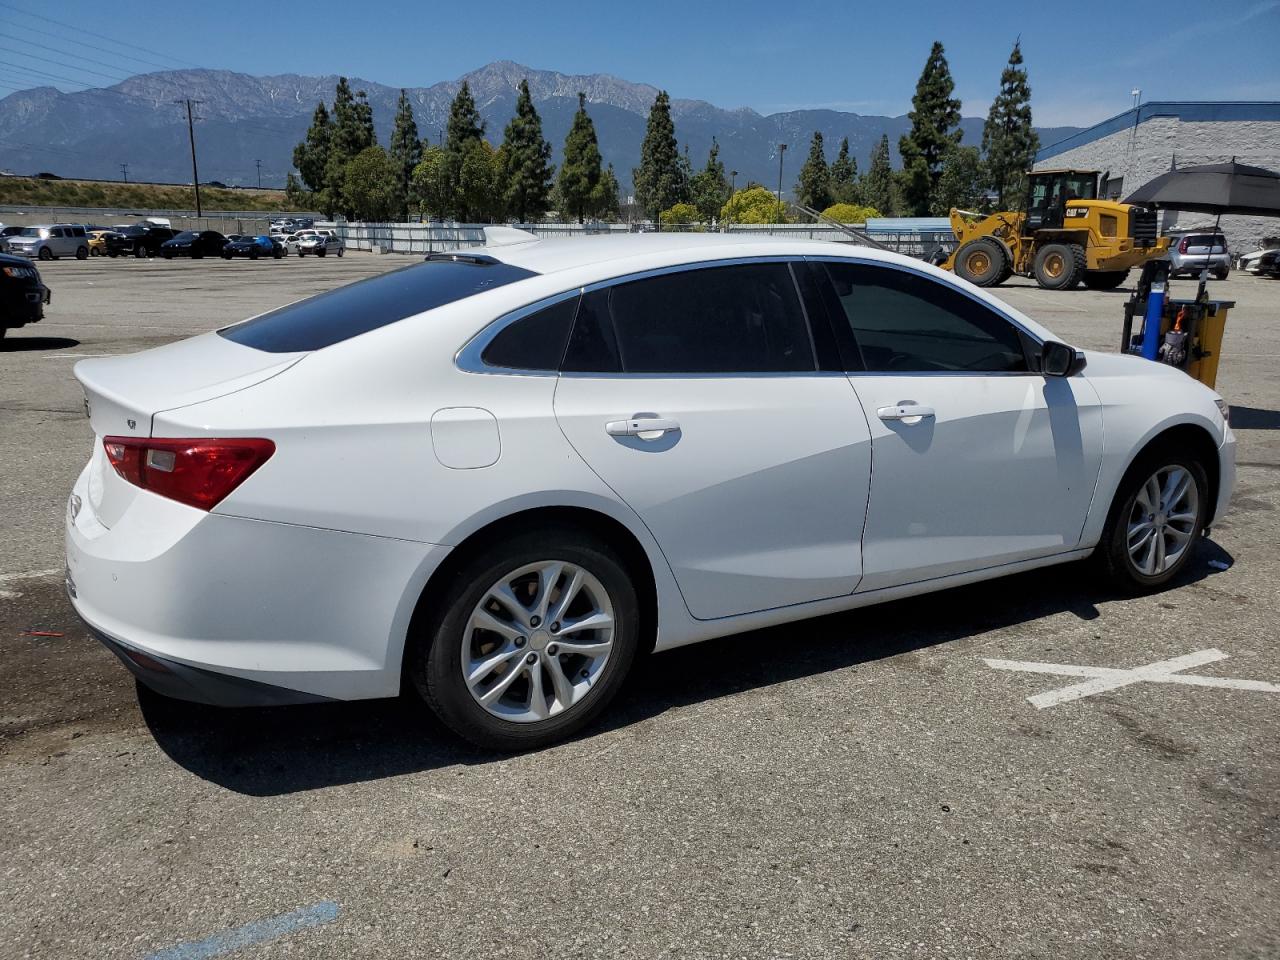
143;901;340;960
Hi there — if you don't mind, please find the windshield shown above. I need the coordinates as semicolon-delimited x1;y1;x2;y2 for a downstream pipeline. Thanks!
18;227;43;237
219;259;539;352
173;231;197;241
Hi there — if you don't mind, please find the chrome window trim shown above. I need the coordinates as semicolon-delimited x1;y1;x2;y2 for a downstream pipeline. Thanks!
457;255;820;377
802;253;1047;353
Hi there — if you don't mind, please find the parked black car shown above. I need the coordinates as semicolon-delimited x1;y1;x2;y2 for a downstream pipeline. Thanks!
1257;249;1280;279
221;235;284;259
1;252;50;340
105;225;178;258
160;230;228;259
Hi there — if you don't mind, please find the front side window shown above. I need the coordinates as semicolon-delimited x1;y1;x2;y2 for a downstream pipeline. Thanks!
594;262;814;374
823;262;1029;373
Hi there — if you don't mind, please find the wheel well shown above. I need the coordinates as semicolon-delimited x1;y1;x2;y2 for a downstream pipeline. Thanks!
403;506;659;676
1126;424;1222;524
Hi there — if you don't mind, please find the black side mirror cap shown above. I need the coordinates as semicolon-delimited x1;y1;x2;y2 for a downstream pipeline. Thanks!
1042;340;1087;377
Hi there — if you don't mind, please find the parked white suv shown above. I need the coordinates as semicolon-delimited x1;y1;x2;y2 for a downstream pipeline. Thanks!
67;233;1234;750
7;224;90;260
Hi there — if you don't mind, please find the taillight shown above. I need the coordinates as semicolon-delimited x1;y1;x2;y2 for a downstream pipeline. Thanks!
102;436;275;511
1178;237;1189;253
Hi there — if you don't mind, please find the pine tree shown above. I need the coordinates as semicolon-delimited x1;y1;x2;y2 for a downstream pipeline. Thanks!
445;81;484;155
829;137;859;205
633;90;684;221
861;134;896;216
982;40;1040;210
292;102;332;212
591;163;621;220
689;138;730;223
499;79;554;223
898;41;963;215
795;130;833;210
557;92;603;223
326;77;377;218
389;89;422;220
934;145;986;214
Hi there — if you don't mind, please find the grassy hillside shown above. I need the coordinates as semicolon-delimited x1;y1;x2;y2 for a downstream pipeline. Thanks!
0;176;292;212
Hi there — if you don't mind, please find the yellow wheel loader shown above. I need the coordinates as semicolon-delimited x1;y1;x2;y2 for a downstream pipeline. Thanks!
943;169;1170;290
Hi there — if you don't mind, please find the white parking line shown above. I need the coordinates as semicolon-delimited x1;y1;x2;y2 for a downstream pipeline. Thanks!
984;648;1280;709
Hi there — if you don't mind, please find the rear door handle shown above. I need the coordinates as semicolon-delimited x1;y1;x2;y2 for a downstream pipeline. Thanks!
877;404;935;423
606;417;680;438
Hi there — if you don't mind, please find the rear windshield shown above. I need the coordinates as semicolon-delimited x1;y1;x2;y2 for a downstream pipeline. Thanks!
173;231;197;241
1187;235;1225;246
219;258;538;352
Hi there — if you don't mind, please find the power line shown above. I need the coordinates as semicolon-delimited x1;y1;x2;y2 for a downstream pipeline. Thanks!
0;32;147;79
0;2;198;68
0;44;134;84
0;20;187;72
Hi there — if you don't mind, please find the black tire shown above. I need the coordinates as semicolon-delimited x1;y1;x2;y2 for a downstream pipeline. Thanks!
250;249;259;260
75;245;89;260
90;247;101;257
317;248;326;257
1213;267;1229;280
1082;269;1130;291
1033;242;1085;290
37;247;53;261
222;252;232;260
108;250;119;258
134;244;146;259
297;250;306;257
409;528;642;751
162;251;173;259
273;250;283;259
192;251;203;260
1095;446;1209;593
953;238;1007;286
336;247;344;257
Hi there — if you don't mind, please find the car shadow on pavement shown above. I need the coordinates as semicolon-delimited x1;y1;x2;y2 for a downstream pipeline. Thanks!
1230;406;1280;430
0;336;80;352
141;541;1234;796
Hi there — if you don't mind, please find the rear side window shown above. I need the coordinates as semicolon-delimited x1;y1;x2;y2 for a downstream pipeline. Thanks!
823;262;1028;373
220;259;538;352
481;295;579;371
590;262;815;374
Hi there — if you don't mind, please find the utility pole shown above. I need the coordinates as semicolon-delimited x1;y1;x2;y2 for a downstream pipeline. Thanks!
776;143;788;226
119;162;128;183
176;98;204;216
254;158;262;189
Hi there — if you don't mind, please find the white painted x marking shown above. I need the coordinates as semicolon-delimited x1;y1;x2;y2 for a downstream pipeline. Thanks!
984;648;1280;709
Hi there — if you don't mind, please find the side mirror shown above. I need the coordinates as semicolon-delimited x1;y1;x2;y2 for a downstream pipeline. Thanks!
1041;340;1087;377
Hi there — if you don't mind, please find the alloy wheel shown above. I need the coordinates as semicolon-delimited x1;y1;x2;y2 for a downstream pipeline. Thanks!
461;560;615;723
1126;465;1199;576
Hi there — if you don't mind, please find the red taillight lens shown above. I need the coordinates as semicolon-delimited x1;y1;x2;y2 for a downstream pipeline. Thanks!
102;436;275;510
1178;237;1189;253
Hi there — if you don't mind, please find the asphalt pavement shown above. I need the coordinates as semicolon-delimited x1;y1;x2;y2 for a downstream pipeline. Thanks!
1;252;1277;959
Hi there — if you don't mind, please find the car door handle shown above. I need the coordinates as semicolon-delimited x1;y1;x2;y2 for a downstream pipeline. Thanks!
606;417;680;438
877;404;935;422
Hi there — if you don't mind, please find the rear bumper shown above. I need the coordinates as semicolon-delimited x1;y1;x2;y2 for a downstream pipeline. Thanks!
65;459;448;703
88;624;334;707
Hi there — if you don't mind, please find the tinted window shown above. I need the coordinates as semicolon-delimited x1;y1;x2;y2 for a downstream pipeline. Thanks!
220;259;538;353
174;231;198;241
823;263;1028;373
562;288;621;373
604;262;814;374
481;295;579;371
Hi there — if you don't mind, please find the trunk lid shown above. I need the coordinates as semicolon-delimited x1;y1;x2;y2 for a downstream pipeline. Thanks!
75;333;303;527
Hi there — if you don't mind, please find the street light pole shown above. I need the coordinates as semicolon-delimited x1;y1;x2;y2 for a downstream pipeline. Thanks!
254;159;262;189
776;144;787;226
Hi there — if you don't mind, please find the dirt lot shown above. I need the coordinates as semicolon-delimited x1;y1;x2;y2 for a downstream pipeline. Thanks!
1;253;1277;959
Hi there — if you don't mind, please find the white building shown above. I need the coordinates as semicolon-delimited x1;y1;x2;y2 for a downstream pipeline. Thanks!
1034;101;1280;253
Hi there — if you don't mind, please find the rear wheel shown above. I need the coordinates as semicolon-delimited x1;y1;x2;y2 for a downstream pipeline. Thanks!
1213;266;1230;280
90;247;102;257
953;238;1007;286
1095;449;1208;592
134;244;146;259
336;247;344;257
1033;242;1085;290
1082;269;1130;290
75;245;89;260
409;529;641;751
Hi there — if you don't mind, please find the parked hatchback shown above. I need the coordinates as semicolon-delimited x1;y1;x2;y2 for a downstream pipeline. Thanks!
7;224;90;260
67;233;1234;750
1168;231;1230;279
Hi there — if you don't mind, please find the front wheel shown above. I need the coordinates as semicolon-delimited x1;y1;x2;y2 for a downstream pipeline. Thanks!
38;247;53;261
409;529;641;751
1095;450;1208;592
134;244;146;259
953;238;1007;286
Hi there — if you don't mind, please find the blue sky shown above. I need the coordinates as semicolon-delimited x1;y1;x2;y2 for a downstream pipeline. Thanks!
1;0;1277;127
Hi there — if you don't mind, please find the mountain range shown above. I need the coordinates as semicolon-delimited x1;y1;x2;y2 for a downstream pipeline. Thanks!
0;60;1082;195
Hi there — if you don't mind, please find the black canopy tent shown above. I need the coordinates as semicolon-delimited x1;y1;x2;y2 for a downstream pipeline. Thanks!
1125;160;1280;218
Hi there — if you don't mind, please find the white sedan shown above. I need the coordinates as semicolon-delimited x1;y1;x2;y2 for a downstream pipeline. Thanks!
66;232;1234;750
296;230;344;257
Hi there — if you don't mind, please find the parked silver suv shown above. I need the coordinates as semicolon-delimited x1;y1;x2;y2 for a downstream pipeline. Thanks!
6;224;90;261
1167;231;1230;279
